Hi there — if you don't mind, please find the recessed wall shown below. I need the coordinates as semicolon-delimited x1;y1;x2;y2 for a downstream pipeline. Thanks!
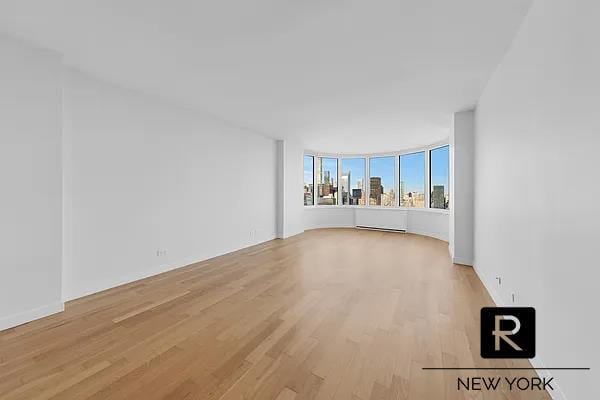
298;142;452;242
0;35;63;329
304;207;449;241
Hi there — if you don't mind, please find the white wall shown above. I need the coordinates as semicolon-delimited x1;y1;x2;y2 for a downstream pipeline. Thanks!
0;35;63;329
304;207;449;241
449;110;474;265
62;70;278;300
406;209;449;242
304;207;355;230
280;139;305;238
474;0;599;398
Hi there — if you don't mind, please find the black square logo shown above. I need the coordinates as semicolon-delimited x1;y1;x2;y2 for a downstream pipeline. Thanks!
481;307;535;359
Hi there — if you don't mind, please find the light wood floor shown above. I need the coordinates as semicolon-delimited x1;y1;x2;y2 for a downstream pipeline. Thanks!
0;229;549;400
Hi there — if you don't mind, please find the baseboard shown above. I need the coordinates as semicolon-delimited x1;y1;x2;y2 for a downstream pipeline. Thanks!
472;263;503;306
282;229;304;239
0;301;64;331
406;228;449;242
452;256;473;266
355;226;405;233
529;356;568;400
472;263;567;400
64;235;278;302
304;224;355;231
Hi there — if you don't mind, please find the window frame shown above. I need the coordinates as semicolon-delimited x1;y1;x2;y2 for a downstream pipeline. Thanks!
428;144;450;210
304;140;449;213
315;156;339;206
368;154;397;207
303;155;314;206
340;157;367;206
399;150;426;208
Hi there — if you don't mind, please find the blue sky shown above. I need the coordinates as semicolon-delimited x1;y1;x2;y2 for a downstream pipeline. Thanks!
369;156;394;190
400;151;424;193
303;155;313;184
341;158;365;188
320;157;337;184
430;146;449;194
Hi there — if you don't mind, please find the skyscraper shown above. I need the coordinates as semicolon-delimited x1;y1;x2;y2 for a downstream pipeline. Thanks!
370;177;383;205
341;171;351;204
432;185;445;209
399;181;405;206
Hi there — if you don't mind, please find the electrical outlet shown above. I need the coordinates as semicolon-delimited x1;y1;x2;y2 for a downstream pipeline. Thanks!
156;250;167;257
511;292;516;303
496;276;502;285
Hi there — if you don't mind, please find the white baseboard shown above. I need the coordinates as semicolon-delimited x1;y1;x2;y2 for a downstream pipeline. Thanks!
0;301;64;331
472;263;567;400
452;256;473;266
529;356;568;400
282;229;304;239
473;263;503;306
406;228;448;242
64;235;278;302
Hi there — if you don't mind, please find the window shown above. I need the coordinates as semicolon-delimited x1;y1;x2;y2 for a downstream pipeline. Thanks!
430;145;449;209
317;157;338;205
303;155;314;206
369;156;395;206
341;158;366;205
399;151;425;207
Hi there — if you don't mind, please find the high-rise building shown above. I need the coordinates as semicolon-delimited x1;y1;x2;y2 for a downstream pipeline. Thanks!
341;171;350;204
432;185;445;209
304;183;313;206
356;179;364;205
370;177;383;205
399;181;405;206
352;189;362;204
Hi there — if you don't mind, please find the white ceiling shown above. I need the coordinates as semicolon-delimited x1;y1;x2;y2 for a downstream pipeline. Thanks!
0;0;530;153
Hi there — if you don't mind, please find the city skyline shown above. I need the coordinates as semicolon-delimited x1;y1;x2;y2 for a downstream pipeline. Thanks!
304;147;448;208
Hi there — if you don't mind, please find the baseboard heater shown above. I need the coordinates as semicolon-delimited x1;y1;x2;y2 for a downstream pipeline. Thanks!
356;226;405;233
355;209;408;232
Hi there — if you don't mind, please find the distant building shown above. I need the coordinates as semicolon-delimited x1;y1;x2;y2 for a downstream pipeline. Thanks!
399;181;405;206
341;172;350;204
318;169;336;205
304;183;313;205
370;177;383;205
432;185;445;208
352;189;362;205
356;179;364;205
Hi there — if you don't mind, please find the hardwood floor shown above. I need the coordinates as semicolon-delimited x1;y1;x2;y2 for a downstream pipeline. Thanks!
0;229;550;400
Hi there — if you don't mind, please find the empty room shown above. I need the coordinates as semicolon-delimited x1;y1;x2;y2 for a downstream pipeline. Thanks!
0;0;597;399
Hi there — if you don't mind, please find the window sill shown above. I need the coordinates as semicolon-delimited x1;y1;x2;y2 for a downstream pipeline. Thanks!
304;205;450;214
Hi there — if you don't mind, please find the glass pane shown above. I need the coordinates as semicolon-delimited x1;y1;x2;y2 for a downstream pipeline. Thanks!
399;152;425;207
341;158;366;205
369;156;395;206
317;157;338;205
303;155;314;206
430;145;449;209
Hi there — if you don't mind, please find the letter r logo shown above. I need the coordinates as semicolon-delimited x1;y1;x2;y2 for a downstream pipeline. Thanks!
493;315;522;351
481;307;535;359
